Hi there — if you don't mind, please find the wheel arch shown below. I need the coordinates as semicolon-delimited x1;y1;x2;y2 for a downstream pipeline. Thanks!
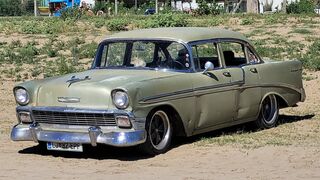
260;92;289;109
147;105;187;137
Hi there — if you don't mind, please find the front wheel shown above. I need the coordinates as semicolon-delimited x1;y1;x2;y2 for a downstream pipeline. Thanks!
255;94;279;129
139;110;172;155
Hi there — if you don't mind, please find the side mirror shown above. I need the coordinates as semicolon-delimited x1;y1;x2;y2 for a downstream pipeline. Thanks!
203;61;214;74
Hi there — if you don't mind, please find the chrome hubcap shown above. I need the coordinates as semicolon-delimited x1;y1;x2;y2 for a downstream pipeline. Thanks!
262;95;278;124
149;110;171;150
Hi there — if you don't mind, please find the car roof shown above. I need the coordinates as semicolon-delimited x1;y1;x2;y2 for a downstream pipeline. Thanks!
105;27;250;44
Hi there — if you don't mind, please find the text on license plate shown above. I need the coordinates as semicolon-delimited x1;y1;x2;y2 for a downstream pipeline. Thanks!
47;142;83;152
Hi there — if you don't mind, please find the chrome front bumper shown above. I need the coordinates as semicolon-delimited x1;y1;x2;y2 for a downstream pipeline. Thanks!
11;123;146;147
11;106;147;147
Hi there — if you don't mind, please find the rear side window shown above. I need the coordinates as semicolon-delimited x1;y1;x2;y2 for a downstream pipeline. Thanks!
247;49;260;64
220;42;247;67
192;42;220;70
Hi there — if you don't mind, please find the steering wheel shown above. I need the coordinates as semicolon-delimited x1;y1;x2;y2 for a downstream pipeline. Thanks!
173;60;185;70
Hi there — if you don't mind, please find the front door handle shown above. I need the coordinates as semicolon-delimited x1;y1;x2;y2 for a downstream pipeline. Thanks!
223;72;231;77
250;68;258;73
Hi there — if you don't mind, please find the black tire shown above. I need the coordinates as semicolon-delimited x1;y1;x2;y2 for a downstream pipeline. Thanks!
139;110;173;155
255;94;279;129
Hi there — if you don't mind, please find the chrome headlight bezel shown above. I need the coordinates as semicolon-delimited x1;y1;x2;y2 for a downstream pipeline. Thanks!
111;90;129;109
14;88;30;106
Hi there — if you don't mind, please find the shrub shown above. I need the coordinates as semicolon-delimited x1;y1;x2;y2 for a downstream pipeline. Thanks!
79;42;98;59
194;0;224;15
57;57;77;75
195;0;211;15
240;17;255;25
264;14;288;24
301;40;320;70
290;28;313;34
94;18;106;28
10;40;22;48
20;21;43;34
47;49;58;57
142;13;188;28
106;18;129;31
60;7;82;21
0;0;23;16
18;43;39;64
287;0;316;14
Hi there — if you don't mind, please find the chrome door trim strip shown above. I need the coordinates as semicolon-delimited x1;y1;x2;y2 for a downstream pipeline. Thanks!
139;83;302;104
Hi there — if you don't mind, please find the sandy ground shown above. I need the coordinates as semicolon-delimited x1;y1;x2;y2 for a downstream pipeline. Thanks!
0;71;319;180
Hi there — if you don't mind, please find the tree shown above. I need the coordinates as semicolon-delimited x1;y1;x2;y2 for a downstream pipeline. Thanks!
247;0;259;13
232;0;244;13
282;0;287;13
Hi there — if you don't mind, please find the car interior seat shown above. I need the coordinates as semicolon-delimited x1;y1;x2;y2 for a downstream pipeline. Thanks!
223;50;235;66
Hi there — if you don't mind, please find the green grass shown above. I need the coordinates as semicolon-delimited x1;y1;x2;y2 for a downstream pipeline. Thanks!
289;28;313;34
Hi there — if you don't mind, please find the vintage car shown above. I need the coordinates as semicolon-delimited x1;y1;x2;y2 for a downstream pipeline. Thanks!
11;27;305;155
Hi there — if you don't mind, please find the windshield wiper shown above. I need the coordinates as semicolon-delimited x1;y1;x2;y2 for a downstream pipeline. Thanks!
66;75;91;87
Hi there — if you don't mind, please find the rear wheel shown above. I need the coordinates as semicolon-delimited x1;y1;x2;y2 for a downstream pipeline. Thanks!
255;94;279;129
139;110;172;155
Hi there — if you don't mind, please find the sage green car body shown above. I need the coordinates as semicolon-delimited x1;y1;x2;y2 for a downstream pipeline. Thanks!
11;27;305;145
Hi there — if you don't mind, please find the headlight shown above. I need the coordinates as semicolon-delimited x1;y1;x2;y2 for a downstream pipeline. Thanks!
14;88;29;105
112;90;129;109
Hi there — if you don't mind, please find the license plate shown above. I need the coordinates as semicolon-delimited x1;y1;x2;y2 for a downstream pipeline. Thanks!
47;142;83;152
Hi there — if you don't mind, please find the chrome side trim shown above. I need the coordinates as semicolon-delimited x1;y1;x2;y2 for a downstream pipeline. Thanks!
139;82;303;104
194;80;244;91
139;80;244;104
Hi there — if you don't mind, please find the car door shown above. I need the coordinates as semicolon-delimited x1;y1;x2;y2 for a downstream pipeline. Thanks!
190;41;243;131
220;41;262;121
236;47;262;120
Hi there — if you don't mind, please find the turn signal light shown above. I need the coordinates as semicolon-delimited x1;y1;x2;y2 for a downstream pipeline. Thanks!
115;116;131;128
18;112;32;123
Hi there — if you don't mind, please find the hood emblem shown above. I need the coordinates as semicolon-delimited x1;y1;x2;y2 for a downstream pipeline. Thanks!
67;75;91;87
58;97;80;103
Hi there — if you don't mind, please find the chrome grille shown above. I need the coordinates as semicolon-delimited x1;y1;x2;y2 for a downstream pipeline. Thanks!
32;110;116;126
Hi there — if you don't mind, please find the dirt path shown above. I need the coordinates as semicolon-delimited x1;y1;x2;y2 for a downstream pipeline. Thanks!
0;72;319;180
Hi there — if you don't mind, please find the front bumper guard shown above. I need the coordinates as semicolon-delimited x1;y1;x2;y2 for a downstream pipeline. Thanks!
11;123;146;147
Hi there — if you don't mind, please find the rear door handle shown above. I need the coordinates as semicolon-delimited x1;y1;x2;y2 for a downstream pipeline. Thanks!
223;72;231;77
250;68;258;73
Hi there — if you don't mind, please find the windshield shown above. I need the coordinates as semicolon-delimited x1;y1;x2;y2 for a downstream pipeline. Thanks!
94;40;192;71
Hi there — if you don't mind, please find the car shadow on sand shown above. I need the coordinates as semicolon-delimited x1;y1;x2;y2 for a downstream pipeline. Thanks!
18;114;314;160
18;143;152;160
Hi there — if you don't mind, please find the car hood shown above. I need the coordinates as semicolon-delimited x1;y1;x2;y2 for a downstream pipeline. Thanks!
35;69;181;109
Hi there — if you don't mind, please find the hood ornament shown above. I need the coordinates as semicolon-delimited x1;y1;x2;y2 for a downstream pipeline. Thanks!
66;75;91;87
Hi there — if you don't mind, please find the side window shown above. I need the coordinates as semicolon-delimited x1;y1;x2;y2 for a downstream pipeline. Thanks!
220;42;247;67
167;42;191;70
131;42;155;67
105;43;126;66
192;42;220;70
247;48;260;64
